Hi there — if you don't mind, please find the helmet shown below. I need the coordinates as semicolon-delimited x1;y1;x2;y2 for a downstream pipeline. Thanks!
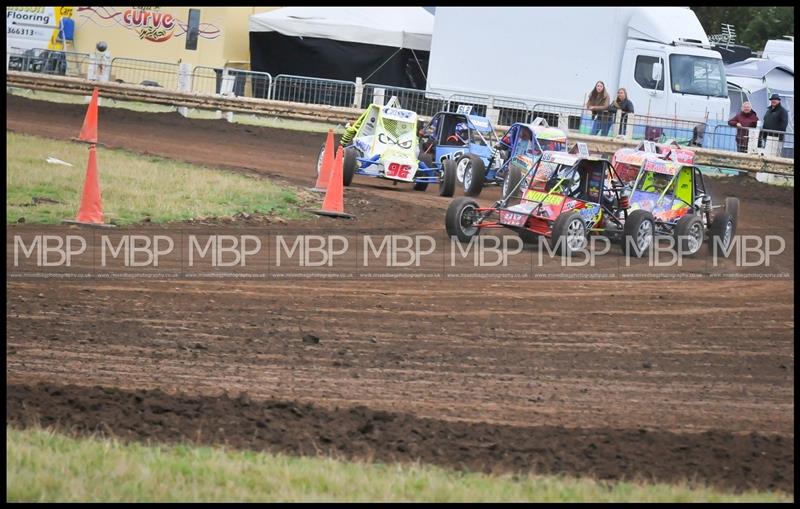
454;123;469;144
96;41;108;52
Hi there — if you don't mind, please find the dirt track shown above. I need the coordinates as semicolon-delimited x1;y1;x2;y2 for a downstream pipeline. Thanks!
6;94;796;493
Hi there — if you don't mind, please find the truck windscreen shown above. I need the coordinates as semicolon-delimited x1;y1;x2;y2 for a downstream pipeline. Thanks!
669;55;728;98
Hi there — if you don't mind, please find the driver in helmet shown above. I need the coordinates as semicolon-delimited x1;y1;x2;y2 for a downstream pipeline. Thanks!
447;123;469;145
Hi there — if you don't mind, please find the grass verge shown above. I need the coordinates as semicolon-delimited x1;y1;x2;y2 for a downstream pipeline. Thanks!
7;131;309;225
6;426;791;503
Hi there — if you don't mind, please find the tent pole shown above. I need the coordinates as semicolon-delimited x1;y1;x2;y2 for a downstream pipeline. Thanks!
363;46;404;83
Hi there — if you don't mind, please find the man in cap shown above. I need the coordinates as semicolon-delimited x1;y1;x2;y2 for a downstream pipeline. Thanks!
759;93;789;153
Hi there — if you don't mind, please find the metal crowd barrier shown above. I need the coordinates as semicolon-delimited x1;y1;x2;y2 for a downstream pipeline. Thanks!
361;83;446;116
445;93;489;117
711;125;794;158
191;67;273;100
7;47;90;78
270;74;355;108
109;57;179;90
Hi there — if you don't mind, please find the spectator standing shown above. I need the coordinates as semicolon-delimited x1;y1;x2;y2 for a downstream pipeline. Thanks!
727;101;759;153
607;88;635;136
759;93;789;153
586;81;611;136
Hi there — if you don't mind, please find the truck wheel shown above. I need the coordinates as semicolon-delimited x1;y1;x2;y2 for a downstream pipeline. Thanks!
621;209;655;258
460;154;486;197
673;214;704;256
550;210;587;255
709;212;736;256
503;165;523;202
446;197;481;243
724;197;739;223
439;159;457;197
343;147;358;187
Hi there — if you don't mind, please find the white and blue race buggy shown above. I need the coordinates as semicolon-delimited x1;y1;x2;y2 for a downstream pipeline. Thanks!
316;99;456;196
418;110;500;197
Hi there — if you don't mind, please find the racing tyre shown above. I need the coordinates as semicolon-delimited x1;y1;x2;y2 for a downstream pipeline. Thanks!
446;197;481;243
512;227;539;246
673;214;704;256
550;210;588;256
709;212;736;256
439;159;457;197
724;197;740;223
621;210;655;258
503;166;523;202
459;154;487;197
414;152;434;191
343;147;358;187
315;142;326;179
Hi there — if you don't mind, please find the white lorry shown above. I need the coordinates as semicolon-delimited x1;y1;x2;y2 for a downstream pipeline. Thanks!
427;7;730;123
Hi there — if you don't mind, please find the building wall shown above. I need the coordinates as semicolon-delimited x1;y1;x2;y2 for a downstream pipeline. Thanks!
71;6;276;68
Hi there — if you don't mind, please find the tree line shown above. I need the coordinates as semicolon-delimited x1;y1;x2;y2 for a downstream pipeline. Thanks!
692;6;794;52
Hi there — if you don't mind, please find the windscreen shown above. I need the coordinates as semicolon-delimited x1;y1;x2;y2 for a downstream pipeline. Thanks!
669;54;728;98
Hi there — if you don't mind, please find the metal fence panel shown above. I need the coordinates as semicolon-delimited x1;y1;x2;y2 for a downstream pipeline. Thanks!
494;98;531;125
361;83;446;116
7;47;90;78
446;93;489;117
110;57;180;90
191;67;272;99
270;74;355;107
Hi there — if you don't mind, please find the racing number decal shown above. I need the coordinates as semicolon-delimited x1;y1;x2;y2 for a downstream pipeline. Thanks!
439;150;464;164
386;162;412;179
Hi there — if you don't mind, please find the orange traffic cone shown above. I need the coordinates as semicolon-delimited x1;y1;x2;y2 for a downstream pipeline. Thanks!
76;87;99;144
310;129;335;192
309;146;355;219
63;144;114;227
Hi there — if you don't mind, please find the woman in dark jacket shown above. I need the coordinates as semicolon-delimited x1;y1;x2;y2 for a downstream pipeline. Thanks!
586;81;611;136
727;101;759;153
608;88;634;136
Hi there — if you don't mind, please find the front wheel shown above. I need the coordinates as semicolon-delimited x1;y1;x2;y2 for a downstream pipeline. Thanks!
550;211;588;255
709;212;735;256
621;210;655;258
724;197;740;223
445;197;481;243
315;142;326;179
439;159;456;197
673;214;704;256
502;166;523;202
343;147;358;187
459;154;486;197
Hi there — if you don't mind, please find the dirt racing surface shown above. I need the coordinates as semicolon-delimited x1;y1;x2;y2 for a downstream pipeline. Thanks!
6;94;795;493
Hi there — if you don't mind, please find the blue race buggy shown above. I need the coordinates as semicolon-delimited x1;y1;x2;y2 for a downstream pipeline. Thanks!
418;110;499;196
316;100;456;196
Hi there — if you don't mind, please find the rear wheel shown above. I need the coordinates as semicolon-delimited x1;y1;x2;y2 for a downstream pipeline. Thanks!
439;159;457;197
459;154;486;197
550;211;587;255
709;212;736;255
343;147;358;187
673;214;704;256
621;210;655;257
445;197;481;243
